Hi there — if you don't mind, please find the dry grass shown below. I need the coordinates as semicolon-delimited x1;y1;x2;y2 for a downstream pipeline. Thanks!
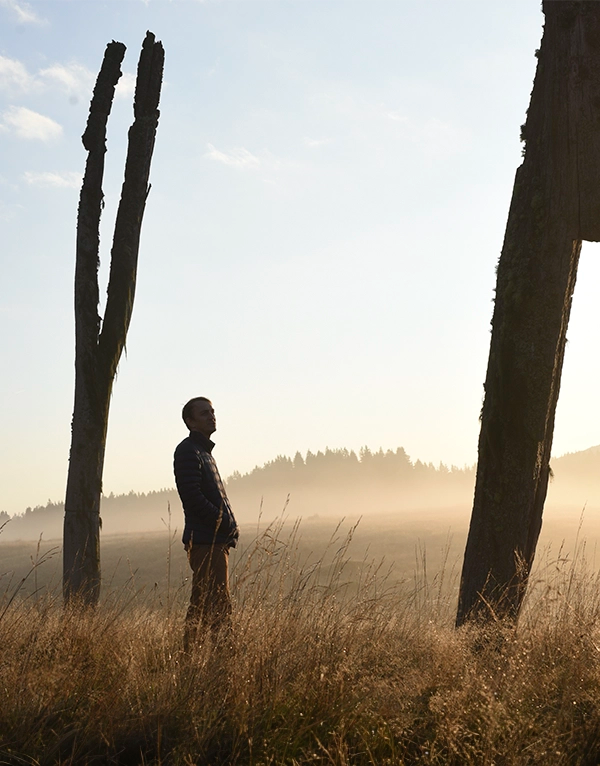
2;519;600;765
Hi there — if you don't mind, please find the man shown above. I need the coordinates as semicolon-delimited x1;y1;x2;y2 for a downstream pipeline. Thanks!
174;396;239;647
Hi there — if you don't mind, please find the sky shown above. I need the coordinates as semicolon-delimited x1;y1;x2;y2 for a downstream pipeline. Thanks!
2;0;600;517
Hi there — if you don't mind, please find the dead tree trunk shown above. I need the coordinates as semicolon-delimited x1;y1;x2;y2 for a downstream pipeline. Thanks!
63;32;164;605
456;1;600;626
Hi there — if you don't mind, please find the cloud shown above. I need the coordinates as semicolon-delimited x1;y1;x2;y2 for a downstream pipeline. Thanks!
0;55;32;91
23;170;81;189
204;144;307;191
304;137;331;148
115;72;136;99
0;0;45;24
387;110;408;123
2;106;62;141
0;57;93;98
0;199;23;222
0;57;135;104
39;63;95;100
205;143;260;169
41;64;136;101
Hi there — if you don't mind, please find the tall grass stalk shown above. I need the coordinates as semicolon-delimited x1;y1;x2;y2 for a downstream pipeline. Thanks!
1;519;600;764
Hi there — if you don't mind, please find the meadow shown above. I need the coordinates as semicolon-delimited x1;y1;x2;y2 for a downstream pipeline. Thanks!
3;510;600;765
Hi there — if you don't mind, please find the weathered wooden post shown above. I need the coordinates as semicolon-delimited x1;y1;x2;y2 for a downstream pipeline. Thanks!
63;32;164;605
457;1;600;625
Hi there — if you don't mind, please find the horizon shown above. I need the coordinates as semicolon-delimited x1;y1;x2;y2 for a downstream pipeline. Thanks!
4;438;600;521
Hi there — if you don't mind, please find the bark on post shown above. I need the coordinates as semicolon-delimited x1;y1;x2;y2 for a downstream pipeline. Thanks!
456;2;600;626
63;32;164;605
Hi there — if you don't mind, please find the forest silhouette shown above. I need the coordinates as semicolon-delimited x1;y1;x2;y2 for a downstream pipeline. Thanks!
2;444;600;541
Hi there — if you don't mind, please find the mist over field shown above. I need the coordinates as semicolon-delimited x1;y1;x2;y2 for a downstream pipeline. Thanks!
3;444;600;597
3;444;600;538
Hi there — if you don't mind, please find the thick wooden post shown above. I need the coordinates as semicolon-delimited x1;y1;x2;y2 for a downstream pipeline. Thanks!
63;33;164;605
457;2;600;625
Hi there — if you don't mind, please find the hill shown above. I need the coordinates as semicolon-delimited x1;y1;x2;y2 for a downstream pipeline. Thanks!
1;444;599;541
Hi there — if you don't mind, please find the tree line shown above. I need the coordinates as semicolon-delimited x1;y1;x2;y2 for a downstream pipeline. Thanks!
1;446;475;532
228;446;475;490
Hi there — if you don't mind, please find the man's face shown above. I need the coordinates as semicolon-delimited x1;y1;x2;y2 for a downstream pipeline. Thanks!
188;400;216;438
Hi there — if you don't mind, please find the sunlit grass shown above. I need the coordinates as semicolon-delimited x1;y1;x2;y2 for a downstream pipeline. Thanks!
2;519;600;765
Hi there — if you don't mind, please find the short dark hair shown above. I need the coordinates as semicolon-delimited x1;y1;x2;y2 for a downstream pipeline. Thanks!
182;397;212;428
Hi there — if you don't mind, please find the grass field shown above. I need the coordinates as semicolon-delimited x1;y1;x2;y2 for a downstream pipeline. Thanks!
3;511;600;764
3;502;600;596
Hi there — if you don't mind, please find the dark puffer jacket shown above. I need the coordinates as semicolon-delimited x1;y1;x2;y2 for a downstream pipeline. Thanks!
174;431;239;548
